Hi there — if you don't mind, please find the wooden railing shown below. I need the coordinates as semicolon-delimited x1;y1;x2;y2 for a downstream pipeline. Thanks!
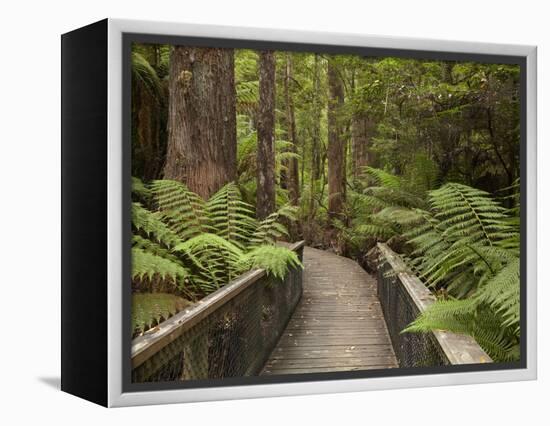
131;241;305;383
376;243;492;366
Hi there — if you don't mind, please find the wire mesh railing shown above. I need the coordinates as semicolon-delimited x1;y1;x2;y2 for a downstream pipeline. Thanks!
375;243;492;367
131;241;305;383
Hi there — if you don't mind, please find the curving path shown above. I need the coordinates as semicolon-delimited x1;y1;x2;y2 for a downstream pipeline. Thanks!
262;246;398;375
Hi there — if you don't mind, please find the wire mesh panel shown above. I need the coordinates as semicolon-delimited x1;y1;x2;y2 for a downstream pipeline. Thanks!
132;242;304;383
377;259;448;367
376;243;491;367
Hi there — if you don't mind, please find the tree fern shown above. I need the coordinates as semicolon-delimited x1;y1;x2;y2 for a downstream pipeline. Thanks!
393;182;521;361
344;168;428;248
131;247;190;290
362;166;402;189
206;183;257;249
132;178;301;301
150;179;208;240
132;293;192;335
132;234;177;261
132;176;151;203
430;183;513;246
238;245;303;280
132;202;181;249
251;205;296;245
474;258;520;332
173;233;245;291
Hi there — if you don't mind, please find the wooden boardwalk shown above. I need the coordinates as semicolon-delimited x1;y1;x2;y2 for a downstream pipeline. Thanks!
262;246;398;375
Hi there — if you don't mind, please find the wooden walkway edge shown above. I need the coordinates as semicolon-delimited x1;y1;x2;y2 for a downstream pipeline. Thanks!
261;246;398;375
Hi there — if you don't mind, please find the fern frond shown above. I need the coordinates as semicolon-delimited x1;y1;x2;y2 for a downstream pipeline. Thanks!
132;293;192;335
174;233;245;290
404;299;476;333
132;176;151;202
251;205;297;245
132;247;190;289
238;245;303;280
430;183;511;245
132;202;181;249
150;180;208;240
362;166;402;189
207;183;257;249
475;258;520;332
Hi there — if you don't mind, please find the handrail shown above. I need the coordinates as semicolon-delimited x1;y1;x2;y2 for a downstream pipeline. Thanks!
376;243;492;365
132;240;306;369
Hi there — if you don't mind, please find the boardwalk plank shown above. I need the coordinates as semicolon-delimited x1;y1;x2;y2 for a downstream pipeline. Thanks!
261;247;398;375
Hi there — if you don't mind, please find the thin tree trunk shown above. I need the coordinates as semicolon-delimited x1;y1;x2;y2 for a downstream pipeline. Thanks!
352;115;374;178
308;54;322;218
164;47;236;199
256;50;276;220
284;54;300;206
327;60;346;221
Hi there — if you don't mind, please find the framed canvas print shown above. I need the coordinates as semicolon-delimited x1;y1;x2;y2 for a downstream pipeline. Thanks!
61;18;537;407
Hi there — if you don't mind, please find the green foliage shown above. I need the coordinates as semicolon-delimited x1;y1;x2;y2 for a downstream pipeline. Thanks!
347;167;520;361
129;43;521;363
132;176;151;202
394;182;521;361
131;247;190;289
150;179;208;240
132;293;192;335
132;202;181;249
238;245;302;280
339;167;428;253
174;233;245;291
132;51;164;102
131;179;302;300
206;183;256;249
405;183;516;293
251;205;298;245
363;166;402;189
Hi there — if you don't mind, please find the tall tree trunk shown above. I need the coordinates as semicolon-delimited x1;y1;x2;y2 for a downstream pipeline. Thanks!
256;51;276;220
327;60;346;221
163;47;236;199
308;54;322;219
284;54;300;206
351;115;374;178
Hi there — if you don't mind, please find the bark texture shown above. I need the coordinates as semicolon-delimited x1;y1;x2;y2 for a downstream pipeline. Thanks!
256;51;277;220
284;54;300;206
327;60;346;220
351;115;374;178
308;54;322;218
164;47;236;199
